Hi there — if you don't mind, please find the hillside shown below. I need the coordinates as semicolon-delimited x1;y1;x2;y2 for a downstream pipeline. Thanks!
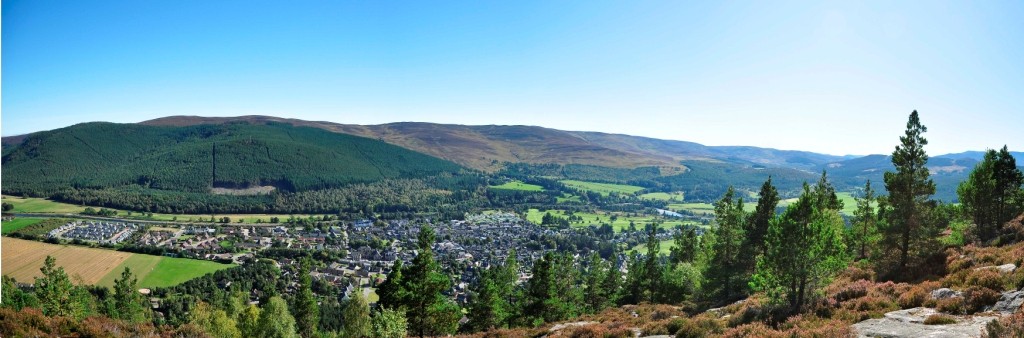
1;121;462;196
137;115;850;172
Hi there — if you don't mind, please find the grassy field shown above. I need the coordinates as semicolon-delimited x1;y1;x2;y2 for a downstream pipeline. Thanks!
489;181;545;191
627;239;674;256
560;180;644;196
95;251;234;288
1;217;44;234
672;192;866;217
525;209;696;231
2;237;133;284
638;192;685;201
2;195;319;224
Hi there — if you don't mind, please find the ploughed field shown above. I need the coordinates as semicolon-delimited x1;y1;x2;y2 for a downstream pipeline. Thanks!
1;237;233;288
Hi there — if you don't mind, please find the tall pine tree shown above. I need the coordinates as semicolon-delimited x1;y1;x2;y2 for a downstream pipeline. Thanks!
706;186;747;302
882;110;938;276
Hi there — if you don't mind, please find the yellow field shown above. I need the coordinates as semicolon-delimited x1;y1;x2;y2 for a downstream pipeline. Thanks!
2;237;132;284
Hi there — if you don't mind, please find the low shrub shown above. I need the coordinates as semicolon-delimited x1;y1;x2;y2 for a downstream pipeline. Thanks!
936;297;966;315
898;285;929;308
982;311;1024;338
963;286;1002;314
966;269;1006;291
923;314;957;325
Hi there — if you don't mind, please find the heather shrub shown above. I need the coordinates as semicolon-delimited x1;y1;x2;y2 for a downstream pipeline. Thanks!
936;297;966;315
898;285;929;308
962;286;1002;314
640;321;669;336
923;313;957;325
982;311;1024;338
829;278;872;303
966;268;1006;291
721;323;783;338
674;316;723;338
665;318;687;335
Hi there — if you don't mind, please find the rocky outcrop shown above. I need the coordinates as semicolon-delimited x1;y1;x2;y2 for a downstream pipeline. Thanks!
974;263;1017;274
989;289;1024;314
852;307;998;338
932;288;962;300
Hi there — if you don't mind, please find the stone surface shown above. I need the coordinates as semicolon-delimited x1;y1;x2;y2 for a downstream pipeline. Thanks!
974;263;1017;274
932;288;962;300
547;321;597;333
990;289;1024;314
852;307;998;338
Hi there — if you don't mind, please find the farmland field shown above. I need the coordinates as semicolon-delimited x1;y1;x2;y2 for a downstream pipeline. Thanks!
627;239;674;256
2;237;133;284
3;237;233;288
525;208;696;231
1;218;44;234
489;181;545;191
639;192;685;201
560;180;644;196
1;195;319;224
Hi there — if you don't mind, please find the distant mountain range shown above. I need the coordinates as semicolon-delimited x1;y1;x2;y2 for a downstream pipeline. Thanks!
3;115;1020;203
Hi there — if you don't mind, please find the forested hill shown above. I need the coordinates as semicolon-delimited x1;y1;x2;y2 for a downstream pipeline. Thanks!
137;115;852;172
1;122;463;196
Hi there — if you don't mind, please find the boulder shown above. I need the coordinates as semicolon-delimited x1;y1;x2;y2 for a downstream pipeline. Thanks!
989;289;1024;314
974;263;1017;274
852;307;998;338
931;288;962;300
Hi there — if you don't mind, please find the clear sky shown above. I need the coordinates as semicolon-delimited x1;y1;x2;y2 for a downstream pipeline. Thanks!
3;1;1022;155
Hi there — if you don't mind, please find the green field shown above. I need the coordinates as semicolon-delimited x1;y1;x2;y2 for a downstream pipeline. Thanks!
556;194;582;203
627;239;674;256
489;181;545;191
639;192;685;201
1;218;44;234
525;209;695;231
97;254;234;288
2;195;320;224
672;192;867;217
560;180;644;196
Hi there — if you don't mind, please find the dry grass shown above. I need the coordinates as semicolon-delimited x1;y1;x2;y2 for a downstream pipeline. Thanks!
1;237;132;284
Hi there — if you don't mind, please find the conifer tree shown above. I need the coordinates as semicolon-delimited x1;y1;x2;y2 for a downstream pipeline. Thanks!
341;287;371;338
467;267;506;331
34;256;88;319
669;226;699;264
258;296;299;338
642;224;663;303
293;260;319;338
583;252;609;313
404;225;461;337
706;186;747;302
882;110;937;274
743;177;779;268
850;180;878;260
112;267;148;323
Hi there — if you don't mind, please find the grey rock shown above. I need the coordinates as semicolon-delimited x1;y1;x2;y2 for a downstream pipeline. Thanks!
852;307;998;338
974;263;1017;274
931;288;962;300
989;289;1024;314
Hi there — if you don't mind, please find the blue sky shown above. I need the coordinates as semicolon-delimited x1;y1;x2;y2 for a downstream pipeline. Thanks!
3;1;1022;155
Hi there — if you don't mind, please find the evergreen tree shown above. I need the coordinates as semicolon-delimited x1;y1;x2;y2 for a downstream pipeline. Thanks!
494;251;522;328
293;260;319;338
524;252;582;325
111;267;148;322
404;225;461;337
706;186;747;302
850;180;878;260
601;253;622;308
669;226;699;264
642;224;663;303
882;110;938;275
0;275;39;311
341;287;371;338
620;251;645;305
377;260;407;310
583;252;609;313
993;146;1023;230
752;181;848;313
959;150;998;242
34;256;88;319
742;177;780;268
466;268;505;331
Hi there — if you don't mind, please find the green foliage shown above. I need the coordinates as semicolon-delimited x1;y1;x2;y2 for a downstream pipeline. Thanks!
466;253;522;332
371;308;408;338
111;267;149;323
34;256;90;319
1;276;39;311
669;226;699;264
751;176;849;313
258;296;299;338
524;252;583;325
742;177;780;271
2;122;462;195
341;287;371;338
190;301;242;338
849;180;880;260
705;186;748;302
377;225;461;337
959;146;1024;243
881;110;940;278
293;260;319;338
